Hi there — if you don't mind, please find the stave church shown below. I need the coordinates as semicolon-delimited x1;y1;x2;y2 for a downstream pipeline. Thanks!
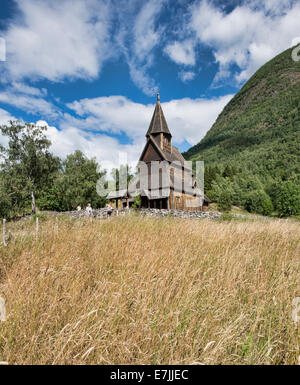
108;93;210;210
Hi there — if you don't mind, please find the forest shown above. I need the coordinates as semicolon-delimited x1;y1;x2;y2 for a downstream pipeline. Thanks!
184;46;300;217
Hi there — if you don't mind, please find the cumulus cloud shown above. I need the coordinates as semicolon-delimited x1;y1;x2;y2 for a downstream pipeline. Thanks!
165;40;196;66
66;94;233;147
0;92;233;171
161;95;233;145
36;120;142;174
66;95;153;141
30;94;232;172
161;1;300;86
2;0;112;82
188;0;300;84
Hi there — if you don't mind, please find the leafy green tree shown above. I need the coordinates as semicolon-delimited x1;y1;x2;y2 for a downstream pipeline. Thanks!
245;190;273;215
0;121;60;217
36;185;63;211
222;165;234;179
260;198;274;216
210;176;233;202
275;181;300;216
56;150;106;210
217;190;232;212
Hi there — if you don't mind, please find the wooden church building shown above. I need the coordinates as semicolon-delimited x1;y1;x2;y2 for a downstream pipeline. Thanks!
108;93;210;210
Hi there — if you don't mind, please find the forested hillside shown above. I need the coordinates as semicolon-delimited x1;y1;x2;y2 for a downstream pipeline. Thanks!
184;46;300;216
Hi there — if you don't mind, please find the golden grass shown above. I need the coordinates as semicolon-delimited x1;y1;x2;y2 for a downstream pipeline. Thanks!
0;215;299;364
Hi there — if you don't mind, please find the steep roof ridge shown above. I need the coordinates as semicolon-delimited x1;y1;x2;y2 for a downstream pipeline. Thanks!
146;93;172;137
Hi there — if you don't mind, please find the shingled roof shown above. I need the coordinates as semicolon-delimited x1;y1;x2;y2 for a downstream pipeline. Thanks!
146;93;172;137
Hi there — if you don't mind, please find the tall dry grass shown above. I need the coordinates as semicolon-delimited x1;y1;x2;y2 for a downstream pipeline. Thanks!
0;215;299;364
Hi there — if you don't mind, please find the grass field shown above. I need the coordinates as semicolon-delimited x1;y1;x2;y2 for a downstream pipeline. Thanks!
0;215;299;364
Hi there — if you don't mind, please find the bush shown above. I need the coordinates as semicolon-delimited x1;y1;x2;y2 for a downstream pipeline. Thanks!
132;194;141;209
217;191;232;212
275;181;300;216
244;190;273;215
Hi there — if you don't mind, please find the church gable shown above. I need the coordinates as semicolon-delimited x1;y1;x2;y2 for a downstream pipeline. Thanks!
140;140;164;162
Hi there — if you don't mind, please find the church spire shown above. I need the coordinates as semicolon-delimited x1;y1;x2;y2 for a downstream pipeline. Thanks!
146;92;172;138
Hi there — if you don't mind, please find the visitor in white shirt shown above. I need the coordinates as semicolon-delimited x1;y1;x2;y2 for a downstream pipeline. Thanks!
86;203;93;217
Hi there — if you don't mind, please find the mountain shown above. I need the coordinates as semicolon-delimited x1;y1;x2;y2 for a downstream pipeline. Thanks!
183;46;300;215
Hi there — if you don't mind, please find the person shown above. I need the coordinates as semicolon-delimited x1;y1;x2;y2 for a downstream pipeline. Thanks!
77;204;81;211
106;203;112;218
86;203;93;217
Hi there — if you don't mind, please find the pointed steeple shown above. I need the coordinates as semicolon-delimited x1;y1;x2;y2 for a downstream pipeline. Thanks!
146;92;172;138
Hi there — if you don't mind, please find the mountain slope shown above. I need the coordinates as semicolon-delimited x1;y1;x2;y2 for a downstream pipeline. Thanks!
184;46;300;181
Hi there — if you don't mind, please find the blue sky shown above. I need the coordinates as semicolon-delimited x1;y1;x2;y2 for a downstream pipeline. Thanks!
0;0;300;171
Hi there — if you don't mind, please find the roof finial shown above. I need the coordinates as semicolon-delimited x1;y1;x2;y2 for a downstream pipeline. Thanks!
157;91;160;103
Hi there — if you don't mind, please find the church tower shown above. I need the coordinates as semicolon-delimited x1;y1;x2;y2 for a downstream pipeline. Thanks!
146;92;172;153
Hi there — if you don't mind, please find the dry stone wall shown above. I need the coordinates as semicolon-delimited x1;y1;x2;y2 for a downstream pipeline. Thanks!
41;208;221;220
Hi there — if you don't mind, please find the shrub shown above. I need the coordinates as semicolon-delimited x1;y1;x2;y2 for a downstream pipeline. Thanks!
217;191;232;212
244;190;273;215
275;181;300;216
132;194;141;209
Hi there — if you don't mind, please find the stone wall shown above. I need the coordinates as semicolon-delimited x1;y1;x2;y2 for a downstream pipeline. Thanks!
47;208;221;220
138;208;221;219
53;208;115;219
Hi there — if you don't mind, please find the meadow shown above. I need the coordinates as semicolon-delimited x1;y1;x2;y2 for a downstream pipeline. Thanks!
0;215;299;365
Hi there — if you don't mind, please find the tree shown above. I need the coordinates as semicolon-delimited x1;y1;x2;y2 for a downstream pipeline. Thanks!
245;190;273;215
275;181;300;216
217;190;232;212
222;165;234;179
56;150;106;210
0;121;60;217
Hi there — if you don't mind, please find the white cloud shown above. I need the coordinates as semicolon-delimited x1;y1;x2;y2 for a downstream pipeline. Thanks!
0;108;16;147
36;120;142;175
2;0;112;82
0;108;15;125
127;62;158;97
291;37;300;47
0;91;58;118
66;94;233;148
179;71;196;82
10;82;47;97
116;0;164;95
161;1;300;86
66;95;153;143
0;37;6;61
161;95;233;145
133;1;162;62
165;40;196;66
188;0;300;84
1;93;233;171
248;0;295;16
